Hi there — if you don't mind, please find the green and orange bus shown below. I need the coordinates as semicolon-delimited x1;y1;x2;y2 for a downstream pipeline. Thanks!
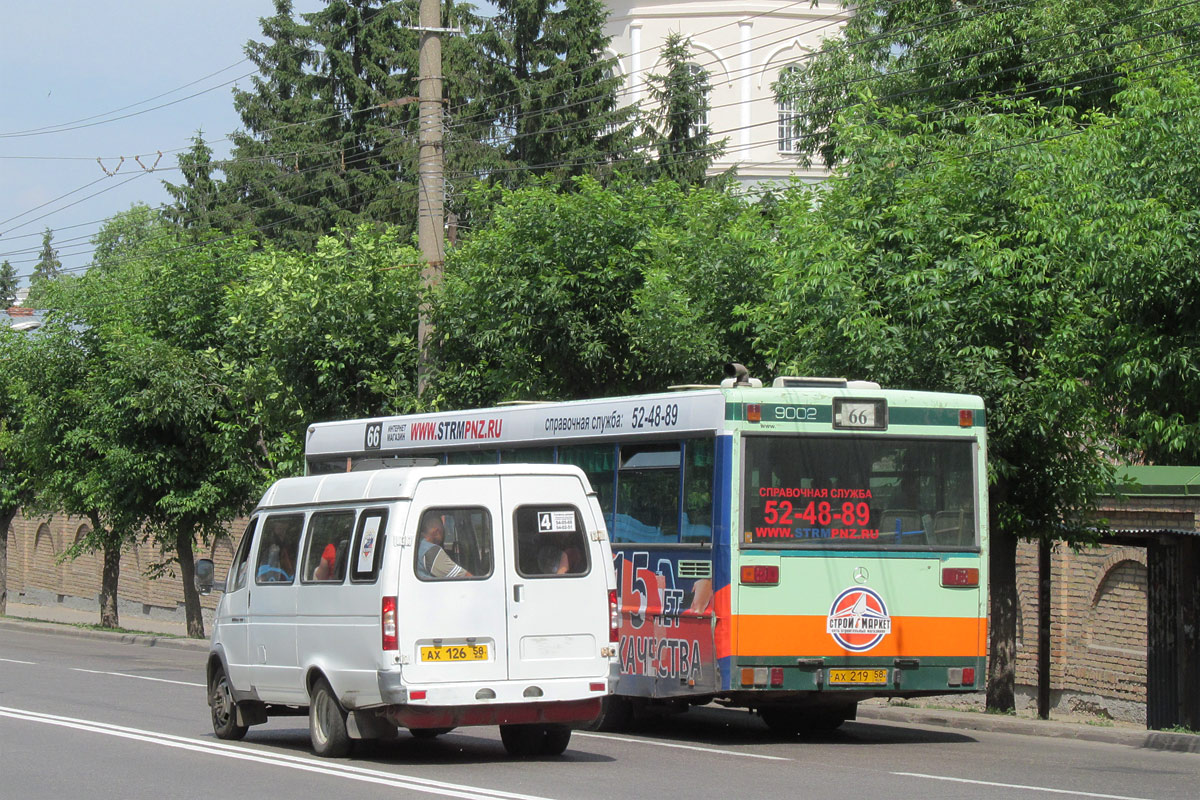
303;367;988;733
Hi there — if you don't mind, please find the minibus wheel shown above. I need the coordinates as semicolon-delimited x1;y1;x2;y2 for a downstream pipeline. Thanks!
541;724;571;755
209;666;248;741
499;723;572;757
309;677;352;757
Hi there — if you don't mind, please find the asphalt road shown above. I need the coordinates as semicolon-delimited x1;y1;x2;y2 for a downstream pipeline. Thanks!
1;625;1197;800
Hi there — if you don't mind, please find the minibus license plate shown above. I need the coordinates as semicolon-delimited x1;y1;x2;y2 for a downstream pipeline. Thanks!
421;644;488;662
828;668;888;685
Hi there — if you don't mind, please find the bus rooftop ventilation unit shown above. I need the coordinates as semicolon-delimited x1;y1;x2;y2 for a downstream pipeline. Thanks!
771;376;881;390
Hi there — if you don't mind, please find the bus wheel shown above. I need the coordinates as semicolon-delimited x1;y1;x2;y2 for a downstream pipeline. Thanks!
541;725;571;755
409;727;454;739
585;695;634;732
760;708;804;736
309;677;352;757
209;665;248;741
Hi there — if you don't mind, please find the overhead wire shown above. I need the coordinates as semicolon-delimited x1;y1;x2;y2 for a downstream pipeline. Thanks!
11;0;1200;280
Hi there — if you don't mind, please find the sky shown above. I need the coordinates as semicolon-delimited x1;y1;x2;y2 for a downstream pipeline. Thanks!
0;0;334;286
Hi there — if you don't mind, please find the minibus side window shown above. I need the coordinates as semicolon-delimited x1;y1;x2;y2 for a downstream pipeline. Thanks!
350;508;388;583
415;507;493;581
228;517;258;593
513;506;590;578
255;513;304;585
301;510;355;583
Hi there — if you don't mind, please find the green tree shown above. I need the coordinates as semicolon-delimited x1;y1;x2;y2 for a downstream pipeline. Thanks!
0;260;18;308
7;300;141;628
15;208;264;635
476;0;636;185
0;329;36;615
747;96;1121;712
220;226;424;474
433;176;769;406
643;33;727;187
781;0;1200;167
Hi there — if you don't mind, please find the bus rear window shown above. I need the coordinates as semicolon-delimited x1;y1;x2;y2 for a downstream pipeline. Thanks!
742;436;978;549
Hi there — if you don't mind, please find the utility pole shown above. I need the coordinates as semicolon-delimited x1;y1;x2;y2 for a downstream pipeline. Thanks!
416;0;444;397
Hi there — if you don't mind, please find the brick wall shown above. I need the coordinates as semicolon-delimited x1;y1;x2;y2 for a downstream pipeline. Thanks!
4;512;243;621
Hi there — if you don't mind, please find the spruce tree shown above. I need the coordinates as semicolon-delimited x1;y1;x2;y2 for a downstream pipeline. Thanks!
28;228;63;302
211;0;492;250
477;0;637;185
643;33;726;188
164;132;228;234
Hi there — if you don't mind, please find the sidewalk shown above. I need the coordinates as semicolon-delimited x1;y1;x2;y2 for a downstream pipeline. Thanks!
0;601;208;652
1;605;1197;753
856;700;1200;754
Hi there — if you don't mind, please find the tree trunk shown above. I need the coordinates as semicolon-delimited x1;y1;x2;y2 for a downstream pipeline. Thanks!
0;506;14;617
176;528;205;639
986;481;1018;712
99;537;121;629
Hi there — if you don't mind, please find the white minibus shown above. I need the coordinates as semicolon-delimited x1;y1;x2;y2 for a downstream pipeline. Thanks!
198;464;619;757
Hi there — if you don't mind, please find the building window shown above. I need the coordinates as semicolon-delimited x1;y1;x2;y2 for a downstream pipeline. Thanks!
688;62;711;139
778;65;802;154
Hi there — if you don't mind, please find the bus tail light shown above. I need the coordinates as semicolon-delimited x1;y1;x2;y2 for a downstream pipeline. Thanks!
769;667;784;687
941;567;979;587
959;409;974;427
382;596;398;651
948;667;976;687
741;565;779;585
741;667;769;687
747;403;762;423
609;589;620;642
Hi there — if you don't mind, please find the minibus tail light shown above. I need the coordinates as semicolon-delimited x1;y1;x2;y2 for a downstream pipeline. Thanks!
382;596;398;651
941;567;979;587
609;589;620;642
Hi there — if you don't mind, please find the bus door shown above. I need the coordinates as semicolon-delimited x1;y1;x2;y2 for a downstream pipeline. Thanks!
500;474;611;682
398;476;509;684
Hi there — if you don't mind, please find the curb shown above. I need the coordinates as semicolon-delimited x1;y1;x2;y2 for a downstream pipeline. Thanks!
857;705;1200;754
0;615;210;653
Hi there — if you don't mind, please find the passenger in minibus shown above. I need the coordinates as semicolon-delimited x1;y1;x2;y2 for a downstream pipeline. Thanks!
417;513;471;579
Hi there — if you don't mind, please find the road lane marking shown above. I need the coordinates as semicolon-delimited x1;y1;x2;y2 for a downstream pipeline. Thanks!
71;667;204;688
573;730;790;761
0;705;553;800
893;771;1159;800
0;658;36;664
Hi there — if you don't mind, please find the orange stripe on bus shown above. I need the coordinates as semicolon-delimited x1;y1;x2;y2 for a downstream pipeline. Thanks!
736;615;987;658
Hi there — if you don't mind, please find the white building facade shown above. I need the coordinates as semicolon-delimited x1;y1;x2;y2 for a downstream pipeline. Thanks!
603;0;849;188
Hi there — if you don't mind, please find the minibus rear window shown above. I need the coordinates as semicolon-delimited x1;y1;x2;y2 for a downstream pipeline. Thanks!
513;506;590;578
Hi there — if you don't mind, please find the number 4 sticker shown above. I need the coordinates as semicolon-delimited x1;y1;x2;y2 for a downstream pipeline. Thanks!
537;511;576;533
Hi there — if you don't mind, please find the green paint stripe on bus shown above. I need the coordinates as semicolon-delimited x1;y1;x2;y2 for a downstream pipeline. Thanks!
724;404;985;427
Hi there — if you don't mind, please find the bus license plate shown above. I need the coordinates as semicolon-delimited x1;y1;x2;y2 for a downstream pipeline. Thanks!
421;644;488;662
828;668;888;685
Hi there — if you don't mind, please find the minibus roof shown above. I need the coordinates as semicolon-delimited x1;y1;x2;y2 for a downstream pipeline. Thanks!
255;463;590;509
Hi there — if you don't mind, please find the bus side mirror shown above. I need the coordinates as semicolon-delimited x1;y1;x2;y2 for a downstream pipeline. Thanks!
195;558;219;595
